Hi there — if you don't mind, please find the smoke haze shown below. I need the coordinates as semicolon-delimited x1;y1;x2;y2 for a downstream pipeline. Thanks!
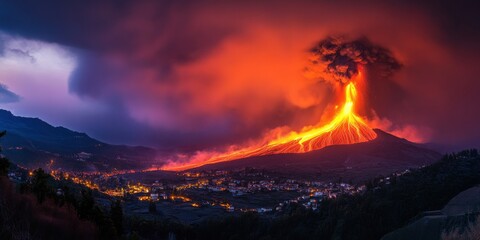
0;1;479;155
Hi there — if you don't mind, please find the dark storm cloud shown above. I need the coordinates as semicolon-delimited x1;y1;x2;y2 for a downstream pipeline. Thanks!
68;52;122;98
8;48;36;63
0;36;4;56
0;84;20;103
0;0;479;152
0;1;124;49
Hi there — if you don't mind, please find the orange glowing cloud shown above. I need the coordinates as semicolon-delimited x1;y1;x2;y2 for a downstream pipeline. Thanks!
161;35;404;171
98;2;435;134
61;1;461;152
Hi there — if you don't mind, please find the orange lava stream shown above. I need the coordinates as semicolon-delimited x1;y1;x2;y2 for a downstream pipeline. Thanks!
163;80;377;171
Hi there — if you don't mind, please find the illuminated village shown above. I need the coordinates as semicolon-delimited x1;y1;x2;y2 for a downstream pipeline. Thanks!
41;167;365;214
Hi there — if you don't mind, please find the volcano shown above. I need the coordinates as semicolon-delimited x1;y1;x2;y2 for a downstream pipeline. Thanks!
162;77;437;179
191;129;441;182
162;59;424;173
163;80;379;171
258;82;376;153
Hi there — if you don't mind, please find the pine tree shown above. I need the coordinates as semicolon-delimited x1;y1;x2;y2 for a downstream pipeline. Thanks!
110;199;123;235
149;200;157;213
31;168;51;203
78;189;95;219
0;131;10;176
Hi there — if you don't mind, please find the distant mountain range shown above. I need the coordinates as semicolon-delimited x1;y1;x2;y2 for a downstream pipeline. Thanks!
193;129;442;182
0;109;159;172
0;109;442;180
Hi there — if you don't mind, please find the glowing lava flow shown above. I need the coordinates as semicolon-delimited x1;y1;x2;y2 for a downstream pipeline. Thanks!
163;80;377;171
267;82;377;152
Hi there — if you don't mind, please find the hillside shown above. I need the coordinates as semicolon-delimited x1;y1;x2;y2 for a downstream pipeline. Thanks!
382;185;480;240
0;110;158;172
177;150;480;240
193;129;441;182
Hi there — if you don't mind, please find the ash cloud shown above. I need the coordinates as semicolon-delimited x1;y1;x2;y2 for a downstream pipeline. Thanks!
307;36;401;84
0;1;479;152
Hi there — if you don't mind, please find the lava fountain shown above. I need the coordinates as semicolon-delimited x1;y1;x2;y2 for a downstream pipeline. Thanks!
265;74;376;153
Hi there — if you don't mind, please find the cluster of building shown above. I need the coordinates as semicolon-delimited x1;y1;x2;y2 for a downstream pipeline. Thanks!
143;170;365;213
45;168;366;213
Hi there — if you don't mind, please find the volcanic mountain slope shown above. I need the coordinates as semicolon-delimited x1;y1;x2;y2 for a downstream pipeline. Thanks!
0;109;158;172
241;109;377;156
193;129;441;182
262;82;377;154
164;82;379;171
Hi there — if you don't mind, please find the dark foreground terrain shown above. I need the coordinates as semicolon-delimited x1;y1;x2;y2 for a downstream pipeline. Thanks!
1;138;479;239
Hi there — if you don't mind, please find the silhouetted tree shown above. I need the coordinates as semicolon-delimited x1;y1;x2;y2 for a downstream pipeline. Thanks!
0;131;9;176
78;189;95;219
149;200;157;213
31;168;51;203
111;199;123;235
92;205;117;239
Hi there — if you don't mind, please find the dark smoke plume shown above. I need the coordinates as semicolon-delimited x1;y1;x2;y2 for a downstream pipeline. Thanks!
307;36;401;84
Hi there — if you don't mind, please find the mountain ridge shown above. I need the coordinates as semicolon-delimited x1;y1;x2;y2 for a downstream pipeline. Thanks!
0;109;159;172
0;109;441;181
